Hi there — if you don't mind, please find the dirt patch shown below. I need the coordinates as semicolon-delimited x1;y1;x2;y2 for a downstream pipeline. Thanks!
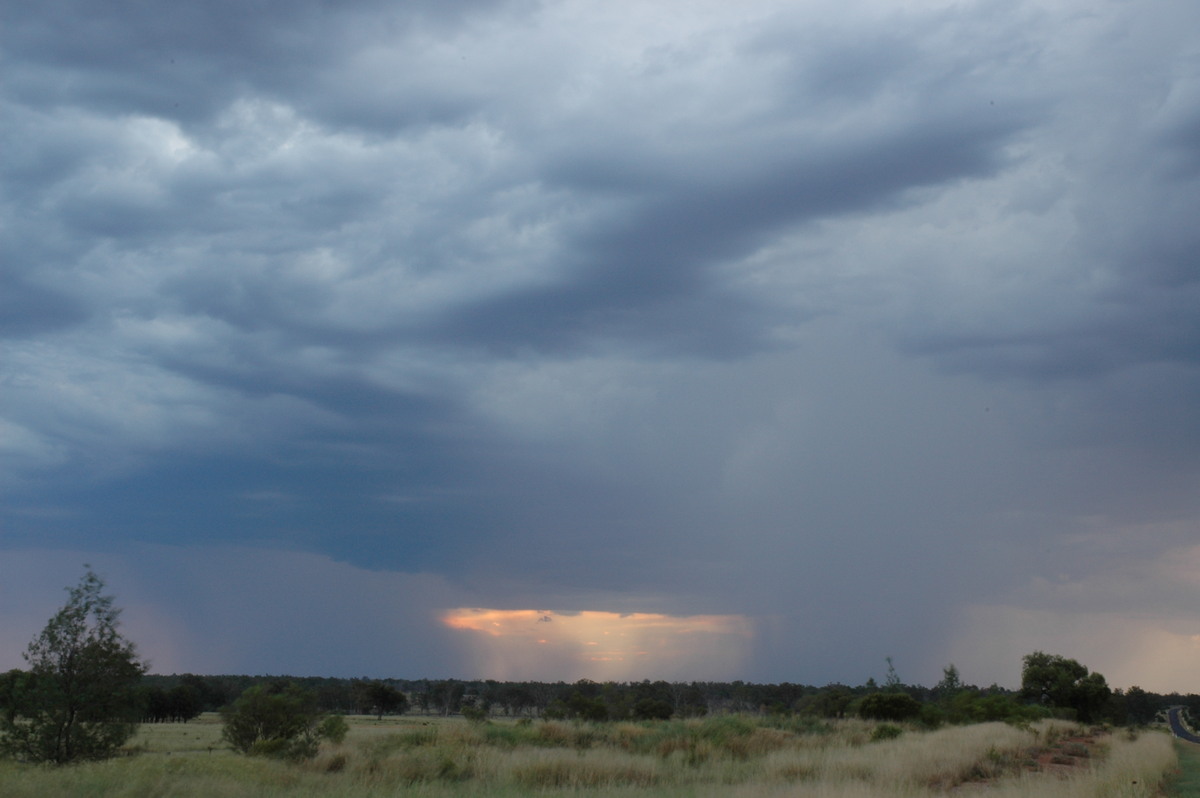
1027;735;1097;776
951;728;1109;792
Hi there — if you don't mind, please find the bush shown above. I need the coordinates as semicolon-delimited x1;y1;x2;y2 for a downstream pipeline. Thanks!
871;723;904;741
633;699;674;721
318;714;349;744
220;682;340;760
858;692;922;722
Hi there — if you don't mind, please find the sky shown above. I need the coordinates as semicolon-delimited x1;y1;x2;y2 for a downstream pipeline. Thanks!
2;0;1199;693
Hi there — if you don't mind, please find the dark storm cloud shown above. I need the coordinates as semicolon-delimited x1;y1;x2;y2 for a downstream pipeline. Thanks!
440;105;1027;355
3;0;1200;688
0;0;512;126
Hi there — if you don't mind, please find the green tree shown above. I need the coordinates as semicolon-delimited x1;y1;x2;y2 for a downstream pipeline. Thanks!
221;682;339;759
1020;651;1111;722
1123;686;1156;726
0;569;146;764
351;679;408;720
858;692;922;722
934;664;962;701
632;698;674;720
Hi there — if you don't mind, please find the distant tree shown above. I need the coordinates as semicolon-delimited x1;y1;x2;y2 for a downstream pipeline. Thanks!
0;569;146;764
543;690;609;722
858;692;922;722
351;679;408;720
632;698;674;721
1020;651;1111;722
424;680;465;716
221;682;339;760
141;683;204;723
676;683;709;717
800;684;855;719
168;684;204;722
884;657;902;691
498;684;535;717
1123;686;1156;726
934;664;963;701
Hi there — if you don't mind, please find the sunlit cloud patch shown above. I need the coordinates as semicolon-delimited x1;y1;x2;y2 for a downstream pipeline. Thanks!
443;609;753;681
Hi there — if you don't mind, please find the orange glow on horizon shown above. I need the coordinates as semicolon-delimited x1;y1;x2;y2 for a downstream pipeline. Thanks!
441;608;753;681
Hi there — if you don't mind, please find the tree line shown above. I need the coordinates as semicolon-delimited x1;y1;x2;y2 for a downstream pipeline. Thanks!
2;569;1196;765
138;663;1194;728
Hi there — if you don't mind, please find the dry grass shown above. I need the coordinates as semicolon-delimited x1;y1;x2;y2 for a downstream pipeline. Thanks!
0;714;1179;797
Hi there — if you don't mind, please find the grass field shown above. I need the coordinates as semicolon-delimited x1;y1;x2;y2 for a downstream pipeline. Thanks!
0;714;1180;797
1169;741;1200;797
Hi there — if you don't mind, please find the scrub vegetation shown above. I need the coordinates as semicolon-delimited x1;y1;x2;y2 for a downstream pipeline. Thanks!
0;713;1181;797
1;573;1193;795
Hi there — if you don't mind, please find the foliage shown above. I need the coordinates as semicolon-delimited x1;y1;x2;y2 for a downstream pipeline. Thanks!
350;679;407;719
934;664;962;700
1119;686;1156;726
632;698;674;720
859;692;922;721
140;684;203;723
544;690;610;722
1020;651;1112;722
220;682;339;760
0;569;146;764
316;714;348;744
941;690;1051;725
871;723;904;741
131;667;1196;729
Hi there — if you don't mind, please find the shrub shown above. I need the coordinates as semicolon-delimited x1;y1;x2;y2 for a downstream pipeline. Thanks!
633;698;674;721
859;692;922;722
871;723;904;741
318;715;349;744
220;682;340;760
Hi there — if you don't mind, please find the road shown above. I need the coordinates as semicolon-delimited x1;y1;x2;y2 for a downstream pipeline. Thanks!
1169;707;1200;743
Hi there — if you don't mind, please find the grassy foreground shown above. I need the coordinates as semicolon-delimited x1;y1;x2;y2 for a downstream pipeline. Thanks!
0;714;1179;797
1168;741;1200;797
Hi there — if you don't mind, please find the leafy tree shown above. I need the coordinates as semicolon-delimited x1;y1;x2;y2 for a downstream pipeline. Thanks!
934;664;962;702
1123;686;1156;726
423;680;466;716
351;679;408;720
1020;651;1111;722
632;698;674;720
676;682;709;717
221;682;339;759
140;683;203;723
0;569;146;764
797;684;855;718
858;692;922;722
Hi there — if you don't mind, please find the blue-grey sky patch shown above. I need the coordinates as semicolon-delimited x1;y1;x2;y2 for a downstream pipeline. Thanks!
2;0;1199;691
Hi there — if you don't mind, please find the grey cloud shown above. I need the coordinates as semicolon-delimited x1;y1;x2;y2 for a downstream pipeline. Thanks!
1;0;517;128
0;272;87;336
4;0;1200;687
440;101;1029;357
